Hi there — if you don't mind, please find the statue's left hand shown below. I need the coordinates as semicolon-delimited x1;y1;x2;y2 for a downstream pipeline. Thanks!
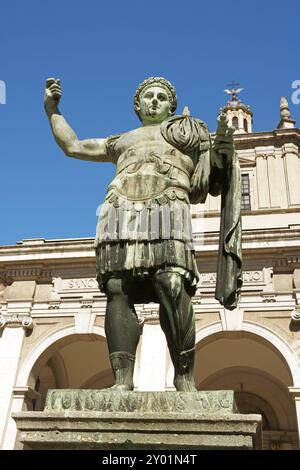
213;113;235;159
213;132;234;158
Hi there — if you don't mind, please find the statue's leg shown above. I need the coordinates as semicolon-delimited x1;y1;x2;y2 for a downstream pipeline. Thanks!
153;271;196;392
104;276;140;391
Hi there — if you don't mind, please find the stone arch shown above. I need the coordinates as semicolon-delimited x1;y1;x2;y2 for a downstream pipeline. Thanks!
16;325;107;388
195;321;300;386
193;321;300;449
200;366;296;429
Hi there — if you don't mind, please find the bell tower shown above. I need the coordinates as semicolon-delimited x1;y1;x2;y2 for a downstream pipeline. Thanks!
221;81;253;134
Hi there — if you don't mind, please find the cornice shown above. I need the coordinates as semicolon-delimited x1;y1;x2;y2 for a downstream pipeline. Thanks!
233;128;300;150
0;237;95;262
0;228;299;268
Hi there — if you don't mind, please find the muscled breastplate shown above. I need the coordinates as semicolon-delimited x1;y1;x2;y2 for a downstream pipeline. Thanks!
108;125;195;201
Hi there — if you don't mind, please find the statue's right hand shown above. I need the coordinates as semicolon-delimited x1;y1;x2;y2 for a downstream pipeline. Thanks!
44;78;61;112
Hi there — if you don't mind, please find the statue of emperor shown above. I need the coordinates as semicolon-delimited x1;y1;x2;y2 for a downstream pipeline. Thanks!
44;76;242;392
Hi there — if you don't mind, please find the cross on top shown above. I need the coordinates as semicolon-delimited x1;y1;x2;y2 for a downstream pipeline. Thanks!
226;80;241;89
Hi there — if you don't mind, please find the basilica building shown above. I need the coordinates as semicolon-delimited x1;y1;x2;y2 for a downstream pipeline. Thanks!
1;90;300;450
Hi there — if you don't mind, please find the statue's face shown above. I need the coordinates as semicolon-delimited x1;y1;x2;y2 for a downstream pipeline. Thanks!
137;86;173;125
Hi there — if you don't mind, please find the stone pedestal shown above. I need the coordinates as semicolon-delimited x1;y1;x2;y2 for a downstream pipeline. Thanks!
13;390;262;450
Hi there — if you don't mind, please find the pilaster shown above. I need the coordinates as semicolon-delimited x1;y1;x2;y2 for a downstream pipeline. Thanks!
283;144;300;206
288;387;300;445
0;280;35;449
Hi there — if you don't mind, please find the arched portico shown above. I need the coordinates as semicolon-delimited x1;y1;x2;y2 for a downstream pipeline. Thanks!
195;321;300;386
4;325;114;449
16;325;107;388
190;321;300;449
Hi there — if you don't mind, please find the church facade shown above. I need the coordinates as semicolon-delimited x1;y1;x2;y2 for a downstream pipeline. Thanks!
1;92;300;450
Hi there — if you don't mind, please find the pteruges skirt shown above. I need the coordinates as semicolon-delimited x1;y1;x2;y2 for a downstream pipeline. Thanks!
94;189;200;300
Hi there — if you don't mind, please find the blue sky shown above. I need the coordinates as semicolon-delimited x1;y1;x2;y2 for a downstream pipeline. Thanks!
0;0;299;245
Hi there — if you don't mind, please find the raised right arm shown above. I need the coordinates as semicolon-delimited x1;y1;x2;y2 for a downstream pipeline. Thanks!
44;78;108;162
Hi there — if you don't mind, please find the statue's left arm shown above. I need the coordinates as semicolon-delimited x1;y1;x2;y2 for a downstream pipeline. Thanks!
190;114;242;310
210;115;242;310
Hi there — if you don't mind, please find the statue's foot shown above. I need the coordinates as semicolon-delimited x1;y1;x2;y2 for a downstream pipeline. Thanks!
108;352;135;391
102;383;134;392
174;375;197;392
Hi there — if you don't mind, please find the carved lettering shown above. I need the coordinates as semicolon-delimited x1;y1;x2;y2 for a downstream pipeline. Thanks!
201;271;263;285
63;278;98;291
45;390;235;413
243;271;262;283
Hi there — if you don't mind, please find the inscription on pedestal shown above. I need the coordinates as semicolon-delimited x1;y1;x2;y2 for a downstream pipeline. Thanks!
45;389;238;414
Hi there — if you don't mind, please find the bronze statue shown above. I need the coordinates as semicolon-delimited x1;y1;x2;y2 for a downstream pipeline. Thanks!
44;77;242;392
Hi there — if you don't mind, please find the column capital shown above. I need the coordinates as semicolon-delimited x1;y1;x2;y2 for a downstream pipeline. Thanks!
13;386;41;401
12;387;41;413
0;313;33;331
282;143;300;158
288;387;300;399
255;153;268;160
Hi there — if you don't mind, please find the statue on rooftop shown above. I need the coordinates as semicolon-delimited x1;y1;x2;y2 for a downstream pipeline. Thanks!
44;76;242;392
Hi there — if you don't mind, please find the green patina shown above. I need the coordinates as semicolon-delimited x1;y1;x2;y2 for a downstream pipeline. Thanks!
45;76;242;392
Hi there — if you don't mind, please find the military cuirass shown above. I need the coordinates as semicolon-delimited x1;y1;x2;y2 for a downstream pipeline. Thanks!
107;125;195;201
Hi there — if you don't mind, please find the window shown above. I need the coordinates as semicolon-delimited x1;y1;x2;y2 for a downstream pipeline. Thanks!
243;118;248;132
232;116;238;129
241;174;251;210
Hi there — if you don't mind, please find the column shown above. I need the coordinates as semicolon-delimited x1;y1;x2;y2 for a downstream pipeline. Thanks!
256;154;270;208
293;269;300;313
267;154;281;208
238;110;244;133
275;150;288;208
283;144;300;206
246;115;252;133
2;387;40;450
288;387;300;446
0;327;25;448
0;280;35;449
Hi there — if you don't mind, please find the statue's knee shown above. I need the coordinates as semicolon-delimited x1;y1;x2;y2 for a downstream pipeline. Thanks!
105;277;123;297
154;271;182;299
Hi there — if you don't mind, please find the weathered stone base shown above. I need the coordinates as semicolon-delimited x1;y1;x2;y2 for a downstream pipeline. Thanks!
14;411;262;450
13;390;262;450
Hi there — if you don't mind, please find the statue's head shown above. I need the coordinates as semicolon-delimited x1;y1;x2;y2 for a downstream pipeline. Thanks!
134;77;177;125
